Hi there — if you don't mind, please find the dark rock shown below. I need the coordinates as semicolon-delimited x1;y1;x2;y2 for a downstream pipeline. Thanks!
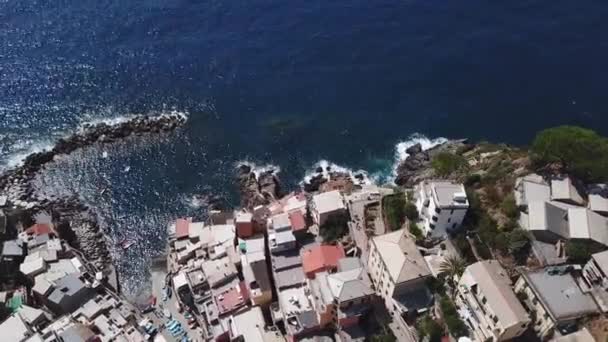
406;143;423;155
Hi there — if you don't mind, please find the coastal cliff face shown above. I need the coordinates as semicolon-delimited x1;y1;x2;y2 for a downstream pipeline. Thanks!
394;139;471;187
236;165;283;209
0;113;187;272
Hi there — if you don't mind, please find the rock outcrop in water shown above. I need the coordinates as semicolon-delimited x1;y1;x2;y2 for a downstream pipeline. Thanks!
236;164;283;209
302;166;368;194
394;139;470;187
0;112;187;272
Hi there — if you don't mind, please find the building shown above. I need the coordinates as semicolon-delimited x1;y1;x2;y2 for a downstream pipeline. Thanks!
551;177;585;206
415;181;469;237
515;268;598;338
583;250;608;290
588;184;608;216
269;213;296;253
456;260;530;341
0;314;32;341
302;244;345;279
312;190;346;227
514;173;551;208
0;209;6;235
240;236;272;306
46;274;94;315
201;255;238;288
235;211;254;238
309;260;375;329
228;306;285;342
551;327;595;342
521;201;608;247
289;211;308;238
367;230;432;313
275;285;320;339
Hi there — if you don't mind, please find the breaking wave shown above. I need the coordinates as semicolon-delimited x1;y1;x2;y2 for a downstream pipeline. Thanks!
235;160;281;179
302;159;375;186
391;133;448;180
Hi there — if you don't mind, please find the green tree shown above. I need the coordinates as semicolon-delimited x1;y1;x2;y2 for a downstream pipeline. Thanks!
432;152;468;177
383;194;407;231
439;295;469;338
416;315;443;342
404;202;419;221
371;325;397;342
531;126;608;182
566;240;594;264
409;221;424;241
320;212;349;242
440;255;467;289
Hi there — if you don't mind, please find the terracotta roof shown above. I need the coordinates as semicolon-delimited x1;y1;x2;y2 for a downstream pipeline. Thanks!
216;281;249;315
26;223;54;236
302;245;345;276
289;211;307;232
175;218;191;239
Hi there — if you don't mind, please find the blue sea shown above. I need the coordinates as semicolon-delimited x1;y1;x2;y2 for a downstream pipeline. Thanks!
2;0;608;298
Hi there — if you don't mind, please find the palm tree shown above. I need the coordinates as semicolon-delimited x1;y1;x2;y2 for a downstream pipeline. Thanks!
440;255;466;294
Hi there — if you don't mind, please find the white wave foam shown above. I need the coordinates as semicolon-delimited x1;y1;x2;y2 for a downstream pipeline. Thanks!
391;133;448;180
2;139;55;170
78;109;189;131
236;160;281;179
302;160;374;187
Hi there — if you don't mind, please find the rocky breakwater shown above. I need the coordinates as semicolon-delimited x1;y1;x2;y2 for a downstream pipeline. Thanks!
0;112;187;272
236;164;283;209
394;139;470;187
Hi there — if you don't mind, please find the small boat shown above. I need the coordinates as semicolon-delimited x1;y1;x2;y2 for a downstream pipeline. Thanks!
123;166;131;173
118;238;136;250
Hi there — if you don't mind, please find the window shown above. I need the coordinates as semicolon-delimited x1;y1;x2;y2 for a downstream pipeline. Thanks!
435;207;441;214
429;224;435;230
447;218;451;223
492;316;498;324
450;209;454;215
481;297;487;304
432;216;438;222
452;223;457;229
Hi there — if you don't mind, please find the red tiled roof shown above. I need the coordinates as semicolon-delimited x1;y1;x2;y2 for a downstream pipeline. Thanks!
26;223;53;236
288;211;307;232
302;245;345;276
216;282;249;315
175;218;190;239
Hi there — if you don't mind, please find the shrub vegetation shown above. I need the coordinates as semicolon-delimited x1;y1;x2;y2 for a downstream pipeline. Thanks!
432;152;468;177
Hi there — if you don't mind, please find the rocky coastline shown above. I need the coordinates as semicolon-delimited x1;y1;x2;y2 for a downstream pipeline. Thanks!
0;112;187;274
236;164;283;209
394;139;470;187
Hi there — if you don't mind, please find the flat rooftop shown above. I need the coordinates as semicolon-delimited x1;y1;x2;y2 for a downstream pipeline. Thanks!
271;250;302;271
523;270;598;321
431;181;468;208
275;266;305;289
313;190;345;214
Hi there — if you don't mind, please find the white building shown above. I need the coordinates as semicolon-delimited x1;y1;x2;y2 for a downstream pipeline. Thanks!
551;176;585;206
588;184;608;216
521;201;608;247
268;213;296;253
415;181;469;237
367;230;432;312
514;174;551;208
311;190;346;227
456;260;530;341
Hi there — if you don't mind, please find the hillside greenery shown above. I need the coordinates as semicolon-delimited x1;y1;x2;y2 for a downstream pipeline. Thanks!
531;126;608;182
